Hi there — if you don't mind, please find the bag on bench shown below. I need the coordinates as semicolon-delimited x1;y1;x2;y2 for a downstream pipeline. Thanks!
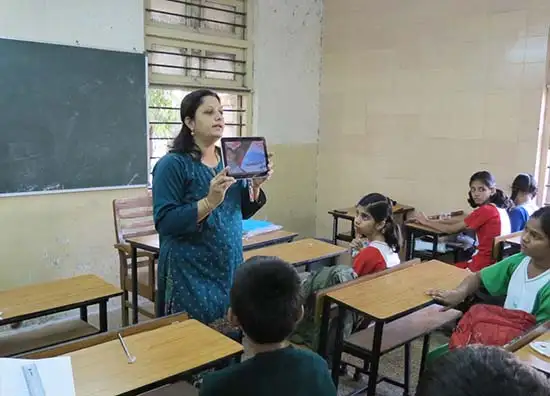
290;265;357;350
449;304;536;349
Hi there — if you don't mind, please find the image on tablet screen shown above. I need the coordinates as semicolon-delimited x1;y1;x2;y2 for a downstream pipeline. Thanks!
225;140;267;176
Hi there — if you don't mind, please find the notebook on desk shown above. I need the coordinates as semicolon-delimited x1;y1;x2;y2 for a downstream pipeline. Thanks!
242;219;282;238
0;357;75;396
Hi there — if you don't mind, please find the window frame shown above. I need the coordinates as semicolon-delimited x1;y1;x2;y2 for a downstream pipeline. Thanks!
144;0;254;182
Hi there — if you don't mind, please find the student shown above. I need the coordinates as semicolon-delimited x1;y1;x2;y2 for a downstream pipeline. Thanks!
416;345;550;396
200;256;337;396
349;193;401;276
415;171;512;272
509;173;539;232
425;207;550;362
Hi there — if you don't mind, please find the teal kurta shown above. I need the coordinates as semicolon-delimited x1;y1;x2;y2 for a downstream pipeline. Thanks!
152;152;266;324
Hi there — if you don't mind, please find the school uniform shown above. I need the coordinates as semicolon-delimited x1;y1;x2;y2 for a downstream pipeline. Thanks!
481;253;550;323
200;346;336;396
508;201;538;232
456;204;511;272
352;241;400;276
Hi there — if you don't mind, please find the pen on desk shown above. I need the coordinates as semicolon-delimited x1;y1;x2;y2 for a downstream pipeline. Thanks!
117;333;136;364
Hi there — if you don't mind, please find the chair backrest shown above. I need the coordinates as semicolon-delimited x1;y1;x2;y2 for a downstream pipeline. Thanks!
313;258;421;323
20;313;189;359
492;231;523;260
112;192;155;244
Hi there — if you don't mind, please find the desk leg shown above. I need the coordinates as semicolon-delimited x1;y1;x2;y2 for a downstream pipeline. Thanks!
80;306;88;322
419;334;431;376
405;228;415;260
131;245;139;324
317;297;332;359
330;306;345;387
99;300;108;332
366;321;384;396
432;235;439;260
332;216;338;245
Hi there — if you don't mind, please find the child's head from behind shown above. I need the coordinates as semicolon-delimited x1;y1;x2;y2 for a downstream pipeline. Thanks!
521;206;550;264
229;256;302;344
416;345;550;396
511;173;537;204
354;193;400;253
468;171;512;210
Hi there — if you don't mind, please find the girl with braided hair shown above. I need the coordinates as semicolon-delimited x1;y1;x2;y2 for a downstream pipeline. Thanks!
350;193;402;276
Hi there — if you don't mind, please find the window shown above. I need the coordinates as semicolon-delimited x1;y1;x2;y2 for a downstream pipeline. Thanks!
536;84;550;205
144;0;252;182
148;87;248;177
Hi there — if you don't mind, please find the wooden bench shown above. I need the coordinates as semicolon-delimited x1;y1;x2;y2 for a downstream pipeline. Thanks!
0;274;122;356
22;313;198;396
343;304;461;392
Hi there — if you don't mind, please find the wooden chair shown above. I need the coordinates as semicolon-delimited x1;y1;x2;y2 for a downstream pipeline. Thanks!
492;231;522;262
21;313;198;396
113;192;157;325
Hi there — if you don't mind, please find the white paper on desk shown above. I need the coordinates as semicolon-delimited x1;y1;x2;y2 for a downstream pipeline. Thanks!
0;356;76;396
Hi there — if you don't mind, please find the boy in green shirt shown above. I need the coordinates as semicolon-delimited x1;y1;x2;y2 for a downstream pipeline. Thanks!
200;256;337;396
427;206;550;323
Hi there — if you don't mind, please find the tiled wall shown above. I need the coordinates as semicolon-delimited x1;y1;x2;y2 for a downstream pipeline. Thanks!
316;0;550;237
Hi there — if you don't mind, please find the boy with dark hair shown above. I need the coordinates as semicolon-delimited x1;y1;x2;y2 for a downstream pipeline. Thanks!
200;256;336;396
416;345;550;396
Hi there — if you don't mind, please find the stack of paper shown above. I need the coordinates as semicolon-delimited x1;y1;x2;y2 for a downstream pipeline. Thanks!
0;357;75;396
242;219;282;238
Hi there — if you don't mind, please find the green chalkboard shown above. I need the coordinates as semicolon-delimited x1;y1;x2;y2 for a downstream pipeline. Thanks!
0;38;148;194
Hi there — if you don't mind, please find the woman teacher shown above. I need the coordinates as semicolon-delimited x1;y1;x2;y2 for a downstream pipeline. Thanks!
152;89;271;324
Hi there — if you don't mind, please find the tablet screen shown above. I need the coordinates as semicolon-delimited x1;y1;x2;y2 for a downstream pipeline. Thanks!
222;138;268;178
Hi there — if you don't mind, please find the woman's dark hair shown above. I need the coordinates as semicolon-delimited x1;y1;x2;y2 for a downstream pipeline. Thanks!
356;193;401;253
511;173;538;201
530;206;550;241
467;171;513;210
170;89;221;160
416;345;550;396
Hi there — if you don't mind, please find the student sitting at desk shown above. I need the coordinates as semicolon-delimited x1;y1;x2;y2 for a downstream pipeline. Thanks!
349;193;401;276
417;345;550;396
509;173;539;232
415;171;512;272
200;256;336;396
425;207;550;361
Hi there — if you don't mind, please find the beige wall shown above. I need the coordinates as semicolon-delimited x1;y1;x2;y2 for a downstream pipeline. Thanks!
316;0;550;237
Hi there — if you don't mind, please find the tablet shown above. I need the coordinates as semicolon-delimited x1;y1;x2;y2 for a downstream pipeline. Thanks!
220;137;269;179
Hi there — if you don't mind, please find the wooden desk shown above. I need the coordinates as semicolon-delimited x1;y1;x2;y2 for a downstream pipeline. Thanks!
66;319;242;396
0;275;122;354
126;230;298;324
243;238;348;270
404;214;466;260
318;260;468;394
514;332;550;375
328;203;415;244
494;232;522;261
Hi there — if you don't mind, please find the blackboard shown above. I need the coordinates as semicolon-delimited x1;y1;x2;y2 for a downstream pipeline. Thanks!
0;38;148;194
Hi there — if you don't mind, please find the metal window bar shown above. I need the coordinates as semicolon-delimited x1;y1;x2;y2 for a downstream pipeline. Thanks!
149;61;246;76
149;106;245;112
148;63;245;76
150;122;245;126
159;0;246;16
148;49;245;65
146;8;246;28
